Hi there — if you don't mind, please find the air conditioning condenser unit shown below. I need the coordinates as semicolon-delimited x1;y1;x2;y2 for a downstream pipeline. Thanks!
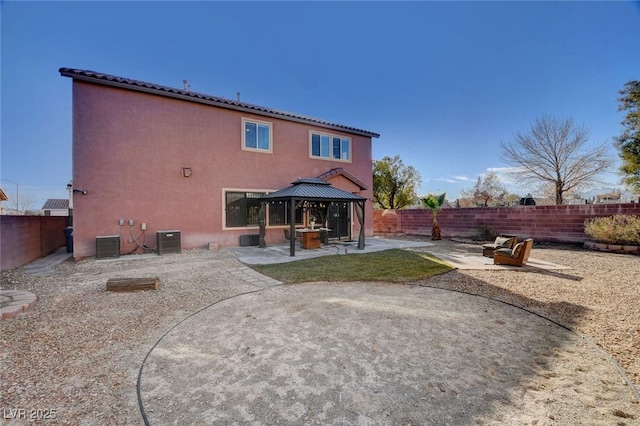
157;230;181;255
96;235;120;259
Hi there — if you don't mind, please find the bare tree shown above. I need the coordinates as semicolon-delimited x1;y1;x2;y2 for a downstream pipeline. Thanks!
500;116;615;205
460;172;507;207
534;181;582;202
3;192;39;215
504;193;522;206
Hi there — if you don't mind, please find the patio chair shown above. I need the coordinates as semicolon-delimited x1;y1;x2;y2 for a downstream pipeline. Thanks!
282;228;299;248
493;239;533;267
482;235;518;258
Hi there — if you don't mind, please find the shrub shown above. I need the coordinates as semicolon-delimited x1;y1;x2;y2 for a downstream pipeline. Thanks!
473;224;498;241
584;214;640;245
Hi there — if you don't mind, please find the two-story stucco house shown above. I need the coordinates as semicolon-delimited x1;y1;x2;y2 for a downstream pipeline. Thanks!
59;68;379;259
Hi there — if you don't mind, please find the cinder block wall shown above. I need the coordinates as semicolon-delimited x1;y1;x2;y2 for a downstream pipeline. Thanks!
374;204;640;243
1;216;68;271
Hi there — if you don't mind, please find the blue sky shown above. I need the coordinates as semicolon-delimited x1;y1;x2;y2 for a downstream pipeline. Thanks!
2;1;640;209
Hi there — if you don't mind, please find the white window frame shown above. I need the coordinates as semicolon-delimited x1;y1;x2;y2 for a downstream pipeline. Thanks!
242;118;273;153
309;131;351;162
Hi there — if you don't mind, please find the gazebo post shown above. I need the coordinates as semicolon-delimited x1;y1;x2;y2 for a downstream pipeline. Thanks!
289;197;296;257
362;200;366;249
258;201;266;248
356;200;366;250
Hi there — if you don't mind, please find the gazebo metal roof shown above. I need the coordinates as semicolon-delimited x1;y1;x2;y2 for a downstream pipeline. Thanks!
259;178;366;202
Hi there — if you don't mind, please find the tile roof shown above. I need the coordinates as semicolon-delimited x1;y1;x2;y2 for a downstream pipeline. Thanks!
260;178;366;202
59;68;380;139
42;199;69;210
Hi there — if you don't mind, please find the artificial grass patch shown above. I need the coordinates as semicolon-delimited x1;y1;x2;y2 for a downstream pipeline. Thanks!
250;249;453;284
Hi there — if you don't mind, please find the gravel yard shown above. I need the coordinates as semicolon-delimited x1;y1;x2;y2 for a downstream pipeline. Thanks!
416;238;640;389
0;239;638;424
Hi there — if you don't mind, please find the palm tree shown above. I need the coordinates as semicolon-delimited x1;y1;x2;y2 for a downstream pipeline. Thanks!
421;193;446;240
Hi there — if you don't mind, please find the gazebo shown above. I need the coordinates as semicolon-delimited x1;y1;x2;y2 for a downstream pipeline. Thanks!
258;178;367;256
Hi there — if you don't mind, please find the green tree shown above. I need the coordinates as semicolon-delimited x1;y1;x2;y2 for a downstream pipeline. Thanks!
615;81;640;192
373;155;422;209
461;172;507;207
421;193;446;240
501;116;614;205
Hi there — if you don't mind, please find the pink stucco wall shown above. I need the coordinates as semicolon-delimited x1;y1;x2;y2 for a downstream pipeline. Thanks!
71;81;374;259
1;216;67;271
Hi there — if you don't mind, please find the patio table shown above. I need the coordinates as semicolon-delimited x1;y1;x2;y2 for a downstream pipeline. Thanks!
296;228;330;249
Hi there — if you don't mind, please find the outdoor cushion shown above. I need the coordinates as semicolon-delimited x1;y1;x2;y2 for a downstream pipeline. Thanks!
482;235;517;258
511;242;524;258
483;236;515;249
494;247;513;257
494;236;514;248
494;239;533;267
494;242;523;259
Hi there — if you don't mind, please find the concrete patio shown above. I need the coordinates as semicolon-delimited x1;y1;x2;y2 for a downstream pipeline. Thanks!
227;236;434;265
228;236;569;271
425;250;570;270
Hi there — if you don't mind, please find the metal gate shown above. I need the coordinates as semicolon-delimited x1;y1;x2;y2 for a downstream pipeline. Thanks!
327;202;351;240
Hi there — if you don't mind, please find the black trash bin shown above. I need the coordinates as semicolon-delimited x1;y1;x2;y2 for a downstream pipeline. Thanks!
63;227;73;253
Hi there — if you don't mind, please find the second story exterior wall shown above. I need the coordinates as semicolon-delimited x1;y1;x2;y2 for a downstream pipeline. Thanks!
66;72;378;258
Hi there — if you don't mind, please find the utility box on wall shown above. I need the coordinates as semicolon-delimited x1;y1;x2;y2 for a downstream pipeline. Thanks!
157;230;181;255
96;235;120;259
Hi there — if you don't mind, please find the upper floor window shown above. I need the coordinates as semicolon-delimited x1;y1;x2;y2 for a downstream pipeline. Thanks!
243;119;272;152
310;132;350;161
